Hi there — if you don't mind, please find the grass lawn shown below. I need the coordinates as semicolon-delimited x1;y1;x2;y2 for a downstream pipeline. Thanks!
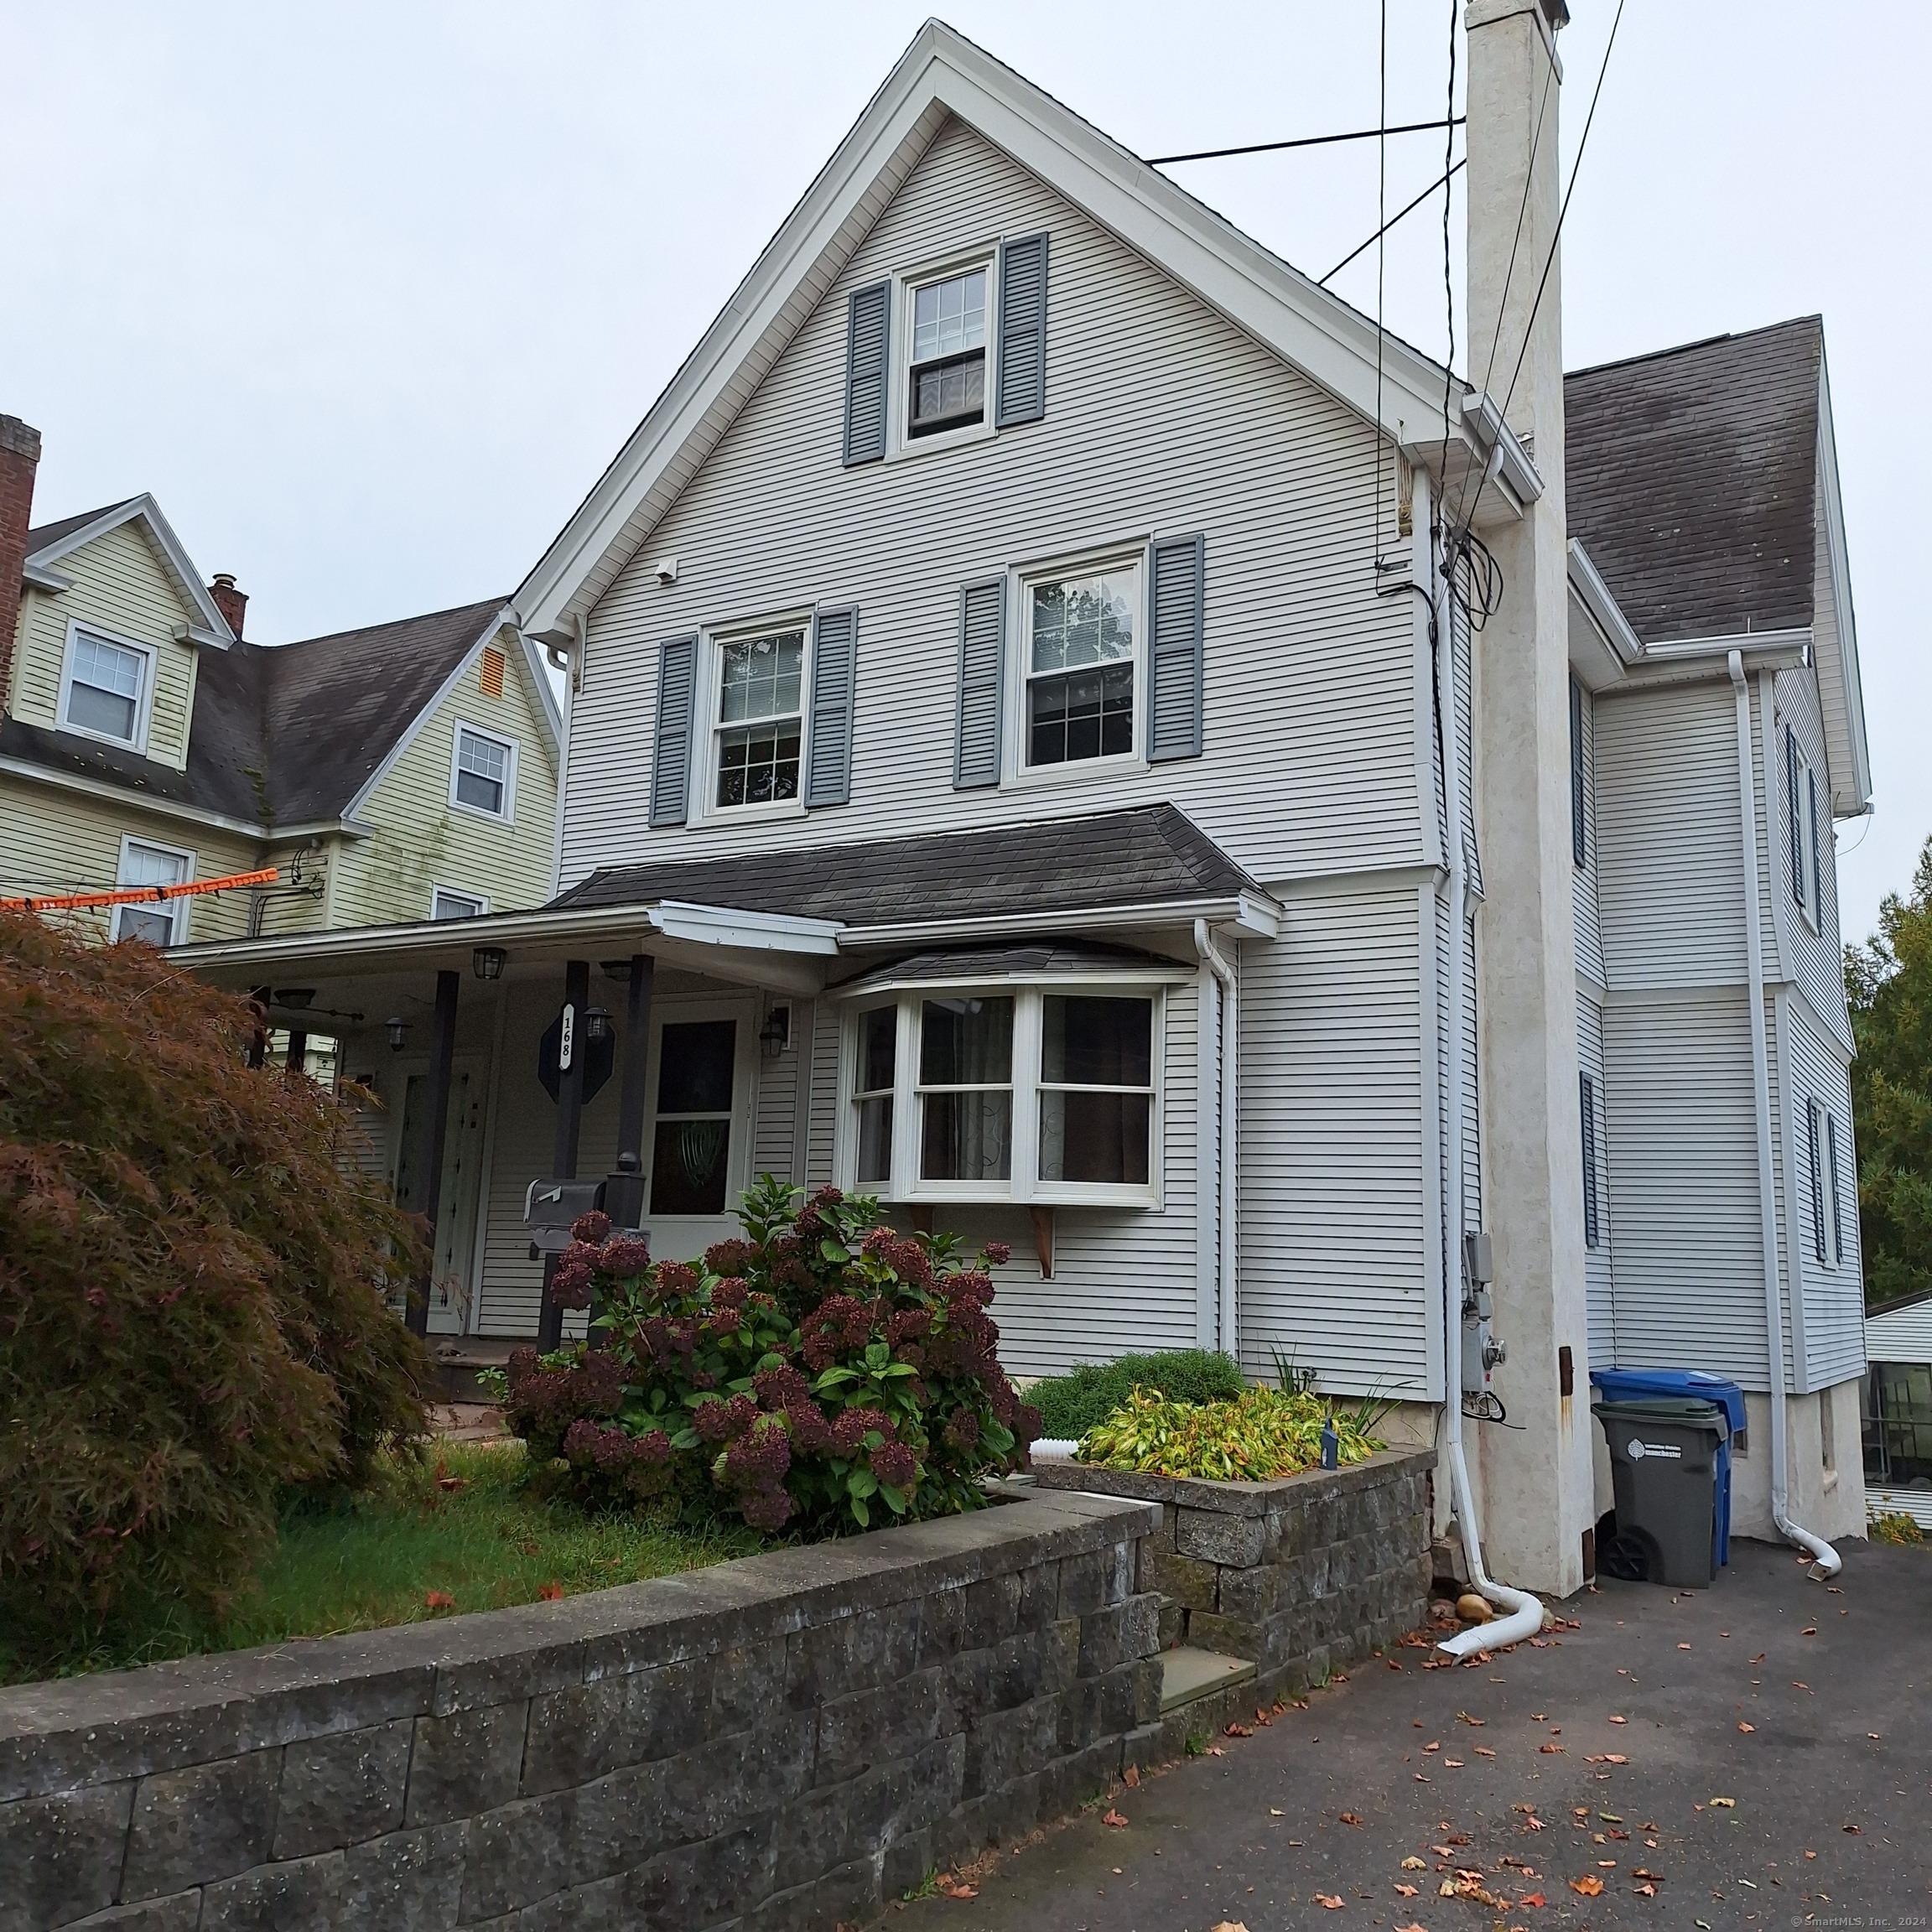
2;1441;759;1686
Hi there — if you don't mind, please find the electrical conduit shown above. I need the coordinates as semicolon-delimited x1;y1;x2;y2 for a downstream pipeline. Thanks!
1431;485;1548;1658
1729;651;1841;1578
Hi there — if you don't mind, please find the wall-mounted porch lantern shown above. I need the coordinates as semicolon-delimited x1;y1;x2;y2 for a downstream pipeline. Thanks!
472;946;507;981
584;1005;613;1045
386;1016;409;1052
276;987;315;1010
759;1004;791;1057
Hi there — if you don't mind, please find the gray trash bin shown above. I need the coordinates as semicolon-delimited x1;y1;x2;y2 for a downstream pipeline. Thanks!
1592;1396;1729;1587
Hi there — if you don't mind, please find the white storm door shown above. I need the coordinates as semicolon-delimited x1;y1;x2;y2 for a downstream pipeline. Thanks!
642;998;758;1266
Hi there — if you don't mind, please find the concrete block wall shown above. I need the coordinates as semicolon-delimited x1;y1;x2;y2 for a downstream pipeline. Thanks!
1034;1448;1434;1751
0;1489;1162;1932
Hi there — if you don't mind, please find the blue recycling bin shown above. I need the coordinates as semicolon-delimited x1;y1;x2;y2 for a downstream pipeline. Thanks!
1591;1368;1746;1566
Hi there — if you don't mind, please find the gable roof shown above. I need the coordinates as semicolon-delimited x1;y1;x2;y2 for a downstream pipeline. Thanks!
25;495;236;644
1566;318;1821;643
515;18;1531;645
549;801;1259;932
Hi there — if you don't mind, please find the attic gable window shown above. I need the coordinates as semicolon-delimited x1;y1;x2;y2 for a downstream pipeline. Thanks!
450;724;517;822
907;267;987;438
60;626;153;750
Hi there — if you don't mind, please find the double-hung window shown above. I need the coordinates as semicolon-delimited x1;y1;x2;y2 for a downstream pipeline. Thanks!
713;627;804;810
841;977;1166;1205
61;627;153;750
906;266;988;438
1786;725;1820;929
451;724;516;821
1022;564;1140;770
112;837;192;946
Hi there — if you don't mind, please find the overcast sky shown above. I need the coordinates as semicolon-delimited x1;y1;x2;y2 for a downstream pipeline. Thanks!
3;3;1923;939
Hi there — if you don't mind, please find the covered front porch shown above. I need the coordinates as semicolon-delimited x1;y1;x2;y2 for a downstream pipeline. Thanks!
174;805;1279;1379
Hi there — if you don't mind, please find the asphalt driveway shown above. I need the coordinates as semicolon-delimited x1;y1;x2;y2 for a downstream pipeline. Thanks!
894;1535;1931;1930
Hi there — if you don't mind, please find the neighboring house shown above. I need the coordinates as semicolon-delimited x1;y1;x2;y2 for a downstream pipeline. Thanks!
170;16;1872;1581
1862;1294;1932;1527
0;422;561;948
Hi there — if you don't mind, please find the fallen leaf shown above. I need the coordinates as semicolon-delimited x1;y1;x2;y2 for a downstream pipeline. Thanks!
1750;1652;1766;1663
1457;1711;1486;1726
1710;1797;1736;1808
1524;1817;1546;1831
1402;1856;1426;1869
1584;1753;1629;1765
537;1581;564;1602
1210;1923;1249;1932
1737;1722;1755;1733
1608;1714;1628;1725
1340;1812;1364;1826
1103;1810;1129;1828
1440;1881;1458;1897
1394;1924;1430;1932
1571;1875;1605;1897
1316;1893;1344;1909
941;1881;979;1901
1431;1845;1456;1857
435;1474;467;1493
1538;1743;1565;1754
1270;1806;1284;1816
1868;1732;1882;1741
1444;1758;1464;1768
1801;1626;1817;1636
1476;1747;1497;1758
1677;1641;1692;1650
1225;1722;1253;1738
1633;1881;1656;1897
1805;1850;1817;1860
1843;1823;1862;1835
1632;1869;1662;1883
1423;1741;1441;1753
423;1591;455;1611
1395;1882;1420;1897
1597;1858;1618;1867
1124;1763;1140;1788
1203;1744;1226;1757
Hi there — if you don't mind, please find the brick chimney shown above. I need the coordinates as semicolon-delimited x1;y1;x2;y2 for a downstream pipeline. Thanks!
208;572;247;641
0;414;41;719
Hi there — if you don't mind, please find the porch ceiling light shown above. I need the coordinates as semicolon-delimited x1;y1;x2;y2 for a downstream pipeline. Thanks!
599;958;631;982
584;1005;613;1045
472;946;507;981
386;1016;409;1052
275;987;316;1010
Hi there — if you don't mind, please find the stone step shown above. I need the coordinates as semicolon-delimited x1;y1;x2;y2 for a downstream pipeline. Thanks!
1161;1644;1255;1713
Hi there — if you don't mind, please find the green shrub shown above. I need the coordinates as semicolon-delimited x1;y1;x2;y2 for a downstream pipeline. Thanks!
1026;1348;1247;1439
1077;1385;1383;1481
501;1176;1040;1536
0;911;430;1657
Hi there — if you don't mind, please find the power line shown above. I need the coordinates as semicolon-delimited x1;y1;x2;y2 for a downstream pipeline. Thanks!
1319;157;1465;286
1149;117;1464;166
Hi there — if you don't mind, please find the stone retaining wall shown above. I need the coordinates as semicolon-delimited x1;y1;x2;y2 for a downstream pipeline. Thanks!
1033;1448;1433;1746
0;1488;1162;1932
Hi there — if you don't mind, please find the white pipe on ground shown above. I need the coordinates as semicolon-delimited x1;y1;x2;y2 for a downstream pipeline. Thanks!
1429;480;1548;1658
1730;652;1841;1578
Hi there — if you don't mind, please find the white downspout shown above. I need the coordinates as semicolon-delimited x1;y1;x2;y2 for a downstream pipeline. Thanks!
1431;487;1546;1657
1194;920;1239;1361
1729;651;1841;1577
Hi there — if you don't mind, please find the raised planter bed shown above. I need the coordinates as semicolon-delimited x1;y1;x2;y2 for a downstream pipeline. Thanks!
1032;1447;1434;1753
0;1488;1164;1932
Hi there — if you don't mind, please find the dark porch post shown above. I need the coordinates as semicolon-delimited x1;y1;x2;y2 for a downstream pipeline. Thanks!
407;969;460;1338
283;1028;309;1077
537;957;590;1351
589;953;654;1350
246;985;271;1068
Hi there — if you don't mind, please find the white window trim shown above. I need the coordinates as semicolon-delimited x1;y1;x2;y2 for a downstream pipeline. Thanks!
834;978;1167;1208
59;621;158;756
448;721;518;825
693;608;814;827
1004;546;1151;787
112;833;195;945
430;885;490;921
886;243;1000;463
1791;735;1820;933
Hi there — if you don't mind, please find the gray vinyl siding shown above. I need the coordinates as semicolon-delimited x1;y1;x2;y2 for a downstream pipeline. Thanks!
752;1020;802;1181
1600;990;1778;1388
1572;681;1605;989
1577;993;1616;1364
562;116;1417;892
1771;667;1853;1052
1783;999;1865;1389
1237;885;1431;1399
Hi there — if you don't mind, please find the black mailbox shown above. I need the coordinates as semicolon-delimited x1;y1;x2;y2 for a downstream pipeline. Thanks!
523;1177;605;1259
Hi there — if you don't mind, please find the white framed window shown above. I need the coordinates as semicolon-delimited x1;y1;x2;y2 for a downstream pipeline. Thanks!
430;886;488;921
837;980;1166;1207
1011;555;1145;777
1786;725;1821;931
449;723;517;823
60;624;157;751
700;618;809;818
111;835;193;946
891;250;997;456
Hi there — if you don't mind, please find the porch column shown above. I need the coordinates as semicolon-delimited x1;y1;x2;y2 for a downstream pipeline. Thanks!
587;953;654;1351
246;985;271;1068
283;1028;309;1078
537;957;590;1351
408;969;460;1338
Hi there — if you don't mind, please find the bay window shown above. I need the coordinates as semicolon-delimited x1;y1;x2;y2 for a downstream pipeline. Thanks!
841;979;1166;1205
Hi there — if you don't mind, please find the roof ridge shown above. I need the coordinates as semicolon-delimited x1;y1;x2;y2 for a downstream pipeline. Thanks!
1566;314;1822;384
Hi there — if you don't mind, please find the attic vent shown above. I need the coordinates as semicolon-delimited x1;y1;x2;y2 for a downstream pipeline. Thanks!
480;646;505;698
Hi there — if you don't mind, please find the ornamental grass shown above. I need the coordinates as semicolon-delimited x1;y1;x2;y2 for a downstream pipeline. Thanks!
1076;1384;1384;1482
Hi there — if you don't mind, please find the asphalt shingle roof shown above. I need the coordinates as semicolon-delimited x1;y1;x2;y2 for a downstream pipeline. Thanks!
23;503;135;558
1565;316;1822;644
550;803;1256;927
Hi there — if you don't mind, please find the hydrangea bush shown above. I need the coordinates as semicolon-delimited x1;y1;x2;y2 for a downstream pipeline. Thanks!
502;1176;1039;1536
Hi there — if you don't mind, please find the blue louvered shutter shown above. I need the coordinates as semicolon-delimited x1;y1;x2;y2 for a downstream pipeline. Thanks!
649;634;698;827
1579;1072;1600;1250
1807;1097;1826;1263
954;580;1005;789
1808;764;1823;921
995;234;1048;428
1147;534;1206;762
804;606;858;808
844;282;891;465
1786;726;1805;906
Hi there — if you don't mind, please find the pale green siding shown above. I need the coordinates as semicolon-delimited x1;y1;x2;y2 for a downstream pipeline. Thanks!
329;635;558;928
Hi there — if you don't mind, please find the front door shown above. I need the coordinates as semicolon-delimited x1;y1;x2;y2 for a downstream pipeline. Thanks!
643;999;757;1265
393;1057;486;1333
